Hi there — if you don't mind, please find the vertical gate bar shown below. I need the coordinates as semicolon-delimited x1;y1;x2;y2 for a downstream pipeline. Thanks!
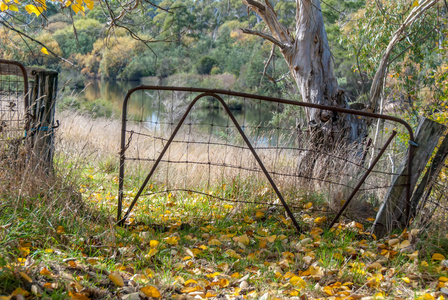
328;130;397;229
117;90;132;221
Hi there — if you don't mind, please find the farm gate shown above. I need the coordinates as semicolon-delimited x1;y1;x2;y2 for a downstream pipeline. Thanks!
116;86;417;233
0;59;58;170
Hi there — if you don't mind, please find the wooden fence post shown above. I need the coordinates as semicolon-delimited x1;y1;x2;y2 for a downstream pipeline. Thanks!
27;68;58;171
372;117;446;237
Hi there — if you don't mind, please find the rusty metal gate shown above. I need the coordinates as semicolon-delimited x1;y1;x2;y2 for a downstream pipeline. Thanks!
0;59;58;169
0;59;29;144
117;86;415;233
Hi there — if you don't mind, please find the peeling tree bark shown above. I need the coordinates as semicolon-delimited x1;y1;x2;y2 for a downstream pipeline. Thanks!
242;0;365;146
242;0;439;146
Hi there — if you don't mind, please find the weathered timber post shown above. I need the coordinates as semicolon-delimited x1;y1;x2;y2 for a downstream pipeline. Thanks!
372;117;446;237
27;68;58;171
410;133;448;218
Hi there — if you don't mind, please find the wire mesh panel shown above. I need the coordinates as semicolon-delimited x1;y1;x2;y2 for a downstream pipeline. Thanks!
117;86;414;231
0;59;28;159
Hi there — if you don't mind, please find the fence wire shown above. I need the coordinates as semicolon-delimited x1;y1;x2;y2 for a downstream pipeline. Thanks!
0;60;28;160
117;87;414;229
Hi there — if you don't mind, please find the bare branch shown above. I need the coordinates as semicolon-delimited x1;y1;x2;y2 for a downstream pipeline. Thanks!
241;28;285;49
242;0;292;46
260;43;276;85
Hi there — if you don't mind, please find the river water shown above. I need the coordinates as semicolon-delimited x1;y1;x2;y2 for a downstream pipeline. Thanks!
82;80;285;135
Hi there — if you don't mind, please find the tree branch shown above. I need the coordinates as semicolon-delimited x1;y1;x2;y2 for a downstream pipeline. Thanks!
242;0;292;46
0;17;73;65
241;28;285;48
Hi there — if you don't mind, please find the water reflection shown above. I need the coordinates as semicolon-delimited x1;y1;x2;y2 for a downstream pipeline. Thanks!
83;80;295;146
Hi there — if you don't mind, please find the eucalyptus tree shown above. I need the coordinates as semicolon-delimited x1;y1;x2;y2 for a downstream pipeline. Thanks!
241;0;440;146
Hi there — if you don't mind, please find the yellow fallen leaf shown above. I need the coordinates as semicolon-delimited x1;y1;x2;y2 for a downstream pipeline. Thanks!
146;248;158;258
43;282;57;289
56;226;65;234
68;261;77;268
19;272;33;283
266;235;276;243
255;211;265;218
439;276;448;282
12;287;30;296
417;294;435;300
41;47;49;55
140;286;161;298
206;272;221;278
366;262;382;271
150;240;159;248
181;286;203;293
69;291;91;300
218;278;229;288
401;277;411;283
388;238;399;246
208;238;221;246
233;234;250;245
184;279;198;286
165;236;179;245
412;0;419;7
432;253;446;261
40;267;53;277
290;276;306;289
108;272;124;287
398;240;410;249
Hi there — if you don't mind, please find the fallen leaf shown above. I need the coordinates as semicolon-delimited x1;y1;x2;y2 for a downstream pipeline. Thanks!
433;253;446;261
56;226;65;234
140;286;161;298
108;272;124;287
19;272;32;283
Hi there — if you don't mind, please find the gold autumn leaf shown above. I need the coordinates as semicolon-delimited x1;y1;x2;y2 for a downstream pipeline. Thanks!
388;238;399;246
108;272;124;287
140;286;161;298
12;287;30;296
401;277;411;283
266;235;276;243
432;253;446;261
41;47;49;55
56;226;65;234
398;240;410;249
255;210;265;218
19;272;32;283
150;240;159;248
218;278;229;288
181;286;203;293
208;238;221;246
412;0;419;7
290;276;306;288
40;267;53;277
233;234;250;245
165;236;179;245
225;249;241;259
69;291;91;300
146;248;158;258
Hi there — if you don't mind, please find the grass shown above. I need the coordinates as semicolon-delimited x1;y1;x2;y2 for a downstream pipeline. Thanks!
0;111;448;299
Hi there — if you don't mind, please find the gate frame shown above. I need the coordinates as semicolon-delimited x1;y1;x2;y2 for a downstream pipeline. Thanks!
0;59;30;123
117;86;416;232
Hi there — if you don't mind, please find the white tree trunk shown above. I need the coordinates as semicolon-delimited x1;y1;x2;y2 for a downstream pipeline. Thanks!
242;0;364;145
